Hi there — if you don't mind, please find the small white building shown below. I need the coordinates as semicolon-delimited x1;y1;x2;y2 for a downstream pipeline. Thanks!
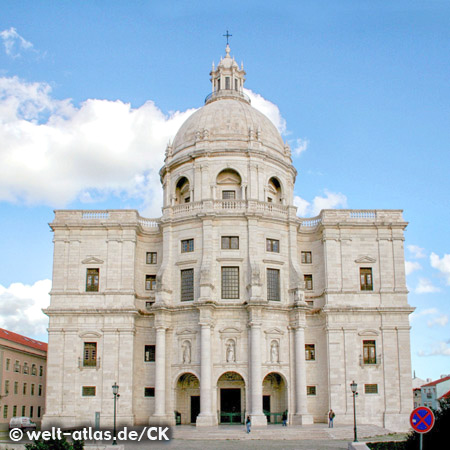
420;375;450;410
42;45;414;431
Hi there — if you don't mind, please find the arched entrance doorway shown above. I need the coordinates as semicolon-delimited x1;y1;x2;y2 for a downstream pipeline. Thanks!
175;373;200;424
217;371;246;424
262;372;288;424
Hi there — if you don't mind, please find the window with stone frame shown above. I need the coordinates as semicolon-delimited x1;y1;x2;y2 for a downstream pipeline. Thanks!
301;251;312;264
181;239;194;253
267;268;280;301
266;238;279;253
307;386;317;396
23;383;27;395
221;266;240;299
304;274;313;290
222;190;236;199
180;268;194;301
31;384;35;396
83;342;97;367
305;344;315;360
13;405;17;417
3;405;7;419
38;385;42;396
144;387;155;397
221;236;239;249
31;364;37;376
82;386;96;396
39;366;43;377
14;360;20;372
86;268;99;292
23;362;29;374
363;340;377;364
364;384;378;394
6;358;10;371
4;380;9;395
146;252;157;264
145;274;156;291
144;345;155;362
360;267;373;291
30;406;33;418
21;406;25;416
14;382;18;394
38;406;41;418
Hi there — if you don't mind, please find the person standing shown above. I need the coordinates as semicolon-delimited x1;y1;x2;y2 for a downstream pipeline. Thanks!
328;409;335;428
246;415;251;433
281;411;287;427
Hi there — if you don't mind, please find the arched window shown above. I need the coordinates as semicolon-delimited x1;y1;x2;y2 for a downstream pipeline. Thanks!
175;177;191;204
217;169;242;200
267;177;282;203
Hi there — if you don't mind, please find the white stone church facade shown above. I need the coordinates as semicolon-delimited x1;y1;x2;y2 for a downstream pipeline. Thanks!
43;45;413;431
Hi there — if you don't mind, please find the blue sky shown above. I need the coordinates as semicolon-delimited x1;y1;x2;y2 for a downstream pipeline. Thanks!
0;1;449;381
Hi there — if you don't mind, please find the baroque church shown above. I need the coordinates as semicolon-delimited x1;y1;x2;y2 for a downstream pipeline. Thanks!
42;45;414;430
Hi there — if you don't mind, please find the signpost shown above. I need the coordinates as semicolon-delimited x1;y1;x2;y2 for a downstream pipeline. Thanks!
410;407;435;450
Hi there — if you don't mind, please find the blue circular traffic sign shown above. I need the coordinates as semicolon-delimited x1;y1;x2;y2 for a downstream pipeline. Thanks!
410;407;435;433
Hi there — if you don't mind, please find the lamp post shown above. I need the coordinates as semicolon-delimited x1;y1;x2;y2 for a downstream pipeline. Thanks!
112;383;119;446
350;381;358;442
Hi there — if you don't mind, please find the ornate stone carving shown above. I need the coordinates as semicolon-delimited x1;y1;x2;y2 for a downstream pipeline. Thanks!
182;340;191;364
226;339;236;363
270;340;279;363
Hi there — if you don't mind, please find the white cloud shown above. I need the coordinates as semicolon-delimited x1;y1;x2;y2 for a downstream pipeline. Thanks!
0;76;197;217
0;279;51;338
430;252;450;285
407;245;426;259
0;27;34;58
405;261;422;276
415;277;441;294
292;138;309;156
427;315;449;328
418;341;450;357
244;88;286;134
294;190;348;217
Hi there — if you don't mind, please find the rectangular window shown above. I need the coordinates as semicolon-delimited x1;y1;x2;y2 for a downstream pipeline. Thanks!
37;406;41;418
23;383;27;395
360;268;373;291
307;386;317;396
13;405;17;417
146;252;157;264
144;387;155;397
364;384;378;394
6;358;10;371
86;268;99;292
145;274;156;291
38;384;43;396
82;386;96;397
266;238;280;253
222;190;236;199
221;267;239;299
30;406;33;418
14;382;18;395
3;405;7;419
180;269;194;302
39;366;43;377
23;363;29;374
22;406;25;416
31;384;35;396
221;236;239;249
31;364;37;376
83;342;97;367
301;251;312;264
225;77;230;90
4;380;9;395
267;268;280;301
363;340;377;364
181;239;194;253
304;274;313;290
144;345;156;362
14;360;20;373
305;344;315;361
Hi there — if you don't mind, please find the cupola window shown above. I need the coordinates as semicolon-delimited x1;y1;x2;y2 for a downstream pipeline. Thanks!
175;177;190;204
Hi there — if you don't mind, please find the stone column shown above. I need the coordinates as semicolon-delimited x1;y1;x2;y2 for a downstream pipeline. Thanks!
249;321;267;426
196;323;215;426
292;326;313;424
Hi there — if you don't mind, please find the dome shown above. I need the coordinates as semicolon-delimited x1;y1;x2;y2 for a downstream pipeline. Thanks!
171;96;285;156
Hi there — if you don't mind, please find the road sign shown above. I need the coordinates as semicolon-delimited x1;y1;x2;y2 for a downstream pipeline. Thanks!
410;407;435;433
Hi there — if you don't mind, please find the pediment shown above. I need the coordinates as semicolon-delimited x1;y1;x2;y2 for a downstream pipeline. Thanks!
217;175;240;185
176;328;197;336
264;327;285;336
219;327;242;335
355;256;376;263
358;329;379;336
82;256;104;264
79;331;102;338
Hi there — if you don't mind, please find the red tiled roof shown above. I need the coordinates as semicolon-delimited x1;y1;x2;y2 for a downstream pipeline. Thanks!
422;375;450;387
0;328;47;352
439;389;450;400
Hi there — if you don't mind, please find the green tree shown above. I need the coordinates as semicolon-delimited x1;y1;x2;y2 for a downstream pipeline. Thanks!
25;436;83;450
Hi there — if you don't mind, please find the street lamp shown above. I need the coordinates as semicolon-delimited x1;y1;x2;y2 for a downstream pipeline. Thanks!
350;380;358;442
112;383;120;446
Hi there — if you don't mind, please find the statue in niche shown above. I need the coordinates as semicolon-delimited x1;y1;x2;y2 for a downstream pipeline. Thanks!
226;340;236;363
270;341;279;363
182;340;191;364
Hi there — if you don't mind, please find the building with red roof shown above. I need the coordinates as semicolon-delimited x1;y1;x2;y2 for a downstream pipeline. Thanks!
420;375;450;410
0;328;47;429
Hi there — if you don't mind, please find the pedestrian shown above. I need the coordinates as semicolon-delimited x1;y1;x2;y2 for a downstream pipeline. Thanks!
328;409;335;428
246;415;251;433
282;411;287;427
